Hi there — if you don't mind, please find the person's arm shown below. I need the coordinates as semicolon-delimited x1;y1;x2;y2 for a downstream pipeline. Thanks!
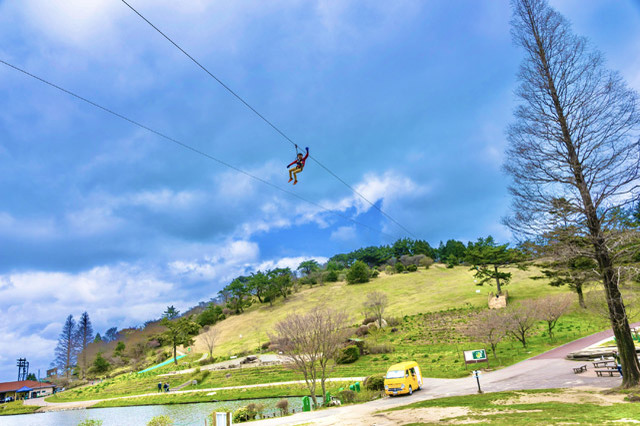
302;147;309;161
287;159;297;167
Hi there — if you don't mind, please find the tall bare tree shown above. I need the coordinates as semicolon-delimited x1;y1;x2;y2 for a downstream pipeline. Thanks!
201;325;220;360
53;315;78;379
363;291;389;328
503;301;538;348
462;310;507;359
270;308;348;408
505;0;640;386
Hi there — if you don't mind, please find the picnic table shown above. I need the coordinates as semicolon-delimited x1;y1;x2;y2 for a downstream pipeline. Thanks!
592;360;616;368
595;368;621;377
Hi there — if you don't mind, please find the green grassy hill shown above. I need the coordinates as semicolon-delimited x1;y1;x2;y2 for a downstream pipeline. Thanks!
194;264;570;357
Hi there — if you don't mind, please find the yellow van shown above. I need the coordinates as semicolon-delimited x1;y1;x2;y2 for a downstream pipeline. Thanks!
384;361;423;396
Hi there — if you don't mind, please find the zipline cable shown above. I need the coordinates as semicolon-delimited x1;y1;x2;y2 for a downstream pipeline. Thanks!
119;0;418;239
0;59;400;240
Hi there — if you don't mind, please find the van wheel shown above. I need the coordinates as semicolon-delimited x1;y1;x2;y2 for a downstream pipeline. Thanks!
408;386;413;395
418;384;422;390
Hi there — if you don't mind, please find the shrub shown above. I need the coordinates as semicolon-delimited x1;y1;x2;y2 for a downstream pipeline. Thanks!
367;343;394;354
394;262;405;273
363;373;385;391
386;316;402;327
337;345;360;364
147;416;174;426
371;270;380;278
419;257;434;269
114;341;126;357
337;389;356;403
77;420;103;426
233;405;257;423
362;316;377;325
276;399;289;416
222;308;233;317
338;273;346;281
90;352;110;375
355;325;369;337
385;265;394;275
324;269;339;282
406;264;418;272
346;261;370;284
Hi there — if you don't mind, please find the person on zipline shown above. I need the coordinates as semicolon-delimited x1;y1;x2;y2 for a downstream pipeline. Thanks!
287;146;309;185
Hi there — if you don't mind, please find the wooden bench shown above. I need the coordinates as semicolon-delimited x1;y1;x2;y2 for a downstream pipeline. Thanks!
595;369;620;377
573;365;587;374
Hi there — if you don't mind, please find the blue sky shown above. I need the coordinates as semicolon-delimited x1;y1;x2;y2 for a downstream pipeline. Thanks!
0;0;638;381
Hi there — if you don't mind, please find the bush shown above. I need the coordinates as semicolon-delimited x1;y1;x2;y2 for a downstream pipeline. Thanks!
371;270;380;278
337;389;356;403
394;262;405;273
362;316;377;325
77;420;103;426
385;265;394;275
324;269;339;282
337;345;360;364
386;316;402;327
355;325;369;337
363;373;385;391
367;343;394;354
406;264;418;272
197;304;225;327
419;257;435;269
147;416;174;426
233;405;258;423
276;399;289;415
346;261;370;284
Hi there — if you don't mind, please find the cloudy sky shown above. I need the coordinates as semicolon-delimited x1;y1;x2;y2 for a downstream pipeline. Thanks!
0;0;638;381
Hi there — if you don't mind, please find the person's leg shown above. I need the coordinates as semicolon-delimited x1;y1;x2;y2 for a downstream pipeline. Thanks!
293;167;301;183
289;168;294;181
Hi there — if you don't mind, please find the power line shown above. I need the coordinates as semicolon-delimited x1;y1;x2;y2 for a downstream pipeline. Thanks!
119;0;418;239
0;59;400;240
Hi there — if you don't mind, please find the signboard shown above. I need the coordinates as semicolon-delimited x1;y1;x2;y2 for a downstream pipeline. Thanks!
463;349;488;367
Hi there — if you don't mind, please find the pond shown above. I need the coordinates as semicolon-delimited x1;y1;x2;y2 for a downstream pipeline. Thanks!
0;397;303;426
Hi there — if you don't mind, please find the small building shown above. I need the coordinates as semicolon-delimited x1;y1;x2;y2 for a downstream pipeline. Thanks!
0;380;56;401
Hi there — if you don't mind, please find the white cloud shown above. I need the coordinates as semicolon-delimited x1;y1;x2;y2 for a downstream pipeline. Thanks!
330;225;357;242
257;256;329;272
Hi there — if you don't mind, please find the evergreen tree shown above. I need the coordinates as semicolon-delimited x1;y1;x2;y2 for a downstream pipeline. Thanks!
465;236;525;294
74;311;94;379
162;305;180;320
53;315;78;379
161;316;200;364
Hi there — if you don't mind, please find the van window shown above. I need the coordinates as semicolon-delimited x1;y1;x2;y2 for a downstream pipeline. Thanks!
386;370;404;379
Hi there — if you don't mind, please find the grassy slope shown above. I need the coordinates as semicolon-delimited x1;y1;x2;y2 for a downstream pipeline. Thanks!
196;264;568;356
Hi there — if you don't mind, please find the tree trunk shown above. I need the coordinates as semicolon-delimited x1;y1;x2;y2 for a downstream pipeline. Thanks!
526;6;640;386
494;265;502;294
576;284;586;309
173;341;178;365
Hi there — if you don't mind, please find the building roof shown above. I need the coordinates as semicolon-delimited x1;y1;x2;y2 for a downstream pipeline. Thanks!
0;380;54;393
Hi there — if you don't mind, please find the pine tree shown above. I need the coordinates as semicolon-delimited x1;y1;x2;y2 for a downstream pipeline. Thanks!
53;315;78;379
74;312;94;379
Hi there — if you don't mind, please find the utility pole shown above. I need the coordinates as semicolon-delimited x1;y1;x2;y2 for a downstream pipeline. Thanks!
473;370;483;394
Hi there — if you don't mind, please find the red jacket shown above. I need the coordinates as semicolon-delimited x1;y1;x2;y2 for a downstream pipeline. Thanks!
288;149;309;169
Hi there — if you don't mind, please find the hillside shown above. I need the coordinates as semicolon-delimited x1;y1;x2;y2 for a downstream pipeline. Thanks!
193;264;569;357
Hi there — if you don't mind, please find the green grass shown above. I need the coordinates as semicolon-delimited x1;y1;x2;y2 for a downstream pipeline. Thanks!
383;389;640;425
196;265;569;357
0;401;40;416
91;382;352;408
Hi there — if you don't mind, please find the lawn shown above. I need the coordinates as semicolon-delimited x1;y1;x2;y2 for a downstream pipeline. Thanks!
195;265;569;357
90;382;353;408
0;401;40;416
381;388;640;425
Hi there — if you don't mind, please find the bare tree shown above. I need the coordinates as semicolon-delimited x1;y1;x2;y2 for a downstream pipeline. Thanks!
505;0;640;386
462;310;507;359
363;291;388;328
503;301;538;348
535;294;572;340
201;325;220;360
269;308;349;408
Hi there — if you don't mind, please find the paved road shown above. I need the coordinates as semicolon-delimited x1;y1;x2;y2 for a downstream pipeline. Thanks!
252;327;625;425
